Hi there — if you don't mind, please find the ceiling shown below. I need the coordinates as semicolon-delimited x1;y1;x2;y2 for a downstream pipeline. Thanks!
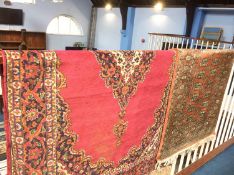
90;0;234;7
90;0;234;32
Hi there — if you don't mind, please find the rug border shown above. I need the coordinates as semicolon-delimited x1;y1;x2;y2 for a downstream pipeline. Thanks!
156;49;179;159
1;50;12;175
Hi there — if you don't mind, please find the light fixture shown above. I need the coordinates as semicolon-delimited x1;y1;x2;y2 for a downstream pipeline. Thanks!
154;1;164;12
4;0;12;6
105;3;112;10
52;0;63;2
8;0;36;4
3;0;63;5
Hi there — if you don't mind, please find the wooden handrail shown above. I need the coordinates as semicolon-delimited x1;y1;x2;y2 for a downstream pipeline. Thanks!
148;33;186;37
148;33;234;44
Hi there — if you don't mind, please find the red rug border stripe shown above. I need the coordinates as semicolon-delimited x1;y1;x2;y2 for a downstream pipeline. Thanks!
156;49;178;159
1;50;12;175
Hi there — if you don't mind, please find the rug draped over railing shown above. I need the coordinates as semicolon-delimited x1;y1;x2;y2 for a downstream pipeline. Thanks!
1;49;233;175
157;50;234;161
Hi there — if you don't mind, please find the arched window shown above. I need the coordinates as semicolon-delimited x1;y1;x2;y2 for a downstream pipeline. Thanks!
46;15;83;35
10;0;36;3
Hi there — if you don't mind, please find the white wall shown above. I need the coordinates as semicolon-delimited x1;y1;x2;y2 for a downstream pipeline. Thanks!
132;8;186;50
95;8;122;50
94;7;186;50
94;7;234;50
46;34;87;50
0;0;92;50
203;11;234;42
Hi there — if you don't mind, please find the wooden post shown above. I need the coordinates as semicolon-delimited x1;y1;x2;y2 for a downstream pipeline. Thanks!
19;29;27;50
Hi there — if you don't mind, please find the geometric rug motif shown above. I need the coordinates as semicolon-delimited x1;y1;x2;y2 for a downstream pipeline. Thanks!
158;49;234;159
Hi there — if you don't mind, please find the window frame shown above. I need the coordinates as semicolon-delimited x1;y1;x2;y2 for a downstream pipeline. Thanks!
46;15;84;36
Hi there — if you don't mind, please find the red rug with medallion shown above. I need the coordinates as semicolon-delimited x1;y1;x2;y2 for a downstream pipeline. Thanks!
2;50;174;175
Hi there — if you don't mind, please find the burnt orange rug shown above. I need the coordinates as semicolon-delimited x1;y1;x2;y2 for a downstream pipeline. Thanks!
158;50;234;159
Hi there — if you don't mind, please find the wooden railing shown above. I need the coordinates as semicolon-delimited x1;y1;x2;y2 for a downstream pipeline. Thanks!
148;33;234;50
148;33;234;175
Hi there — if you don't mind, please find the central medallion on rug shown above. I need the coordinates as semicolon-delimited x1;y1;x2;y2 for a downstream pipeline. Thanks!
2;50;174;174
95;51;155;145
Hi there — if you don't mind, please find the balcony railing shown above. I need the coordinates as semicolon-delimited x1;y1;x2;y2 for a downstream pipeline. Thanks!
148;33;233;50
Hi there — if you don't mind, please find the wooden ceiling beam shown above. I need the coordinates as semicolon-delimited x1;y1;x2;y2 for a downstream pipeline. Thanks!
120;0;128;30
90;0;234;7
185;0;196;37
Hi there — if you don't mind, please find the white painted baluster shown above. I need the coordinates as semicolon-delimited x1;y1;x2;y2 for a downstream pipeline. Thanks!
157;35;160;50
159;36;164;50
217;42;221;49
172;37;175;48
228;117;234;139
204;141;210;155
209;139;215;152
148;34;152;49
186;39;189;49
168;37;172;49
205;41;209;49
190;39;194;49
150;35;154;49
223;44;226;49
171;37;174;49
195;40;199;49
231;124;234;137
178;153;186;172
221;92;234;143
158;36;162;50
198;144;205;159
185;151;192;167
216;97;234;147
167;37;170;49
192;148;198;163
211;42;215;49
200;40;204;50
225;112;234;141
165;37;168;49
170;156;178;175
220;114;231;144
177;37;180;48
163;37;166;50
151;35;154;49
152;35;156;50
154;35;158;50
227;77;234;139
215;64;234;147
181;38;185;49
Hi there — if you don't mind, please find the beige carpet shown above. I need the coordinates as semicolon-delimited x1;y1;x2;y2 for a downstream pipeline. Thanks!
150;166;171;175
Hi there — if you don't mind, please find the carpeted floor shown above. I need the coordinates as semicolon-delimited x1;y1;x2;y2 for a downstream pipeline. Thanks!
192;144;234;175
150;144;234;175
